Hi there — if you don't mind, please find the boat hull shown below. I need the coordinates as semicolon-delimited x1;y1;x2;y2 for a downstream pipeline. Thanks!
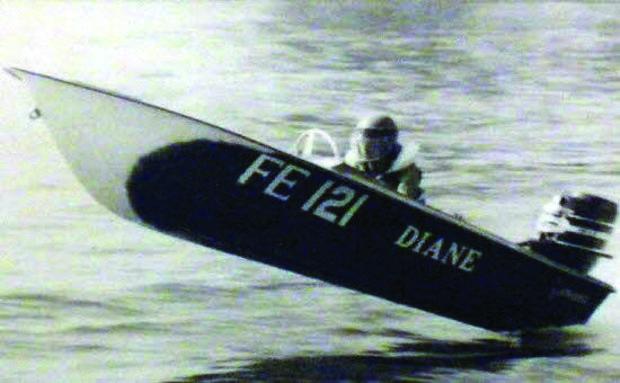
11;68;614;332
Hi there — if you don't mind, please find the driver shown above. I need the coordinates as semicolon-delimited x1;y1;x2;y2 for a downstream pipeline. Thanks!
334;115;425;202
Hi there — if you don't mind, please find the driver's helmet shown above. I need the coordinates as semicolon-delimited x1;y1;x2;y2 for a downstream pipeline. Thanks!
351;115;399;161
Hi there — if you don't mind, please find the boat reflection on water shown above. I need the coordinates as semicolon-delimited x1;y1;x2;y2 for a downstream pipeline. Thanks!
176;328;597;382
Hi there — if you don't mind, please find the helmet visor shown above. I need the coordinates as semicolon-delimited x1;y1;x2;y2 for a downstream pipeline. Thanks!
352;132;396;161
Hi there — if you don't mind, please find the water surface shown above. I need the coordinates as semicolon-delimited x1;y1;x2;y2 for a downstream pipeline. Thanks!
1;1;619;382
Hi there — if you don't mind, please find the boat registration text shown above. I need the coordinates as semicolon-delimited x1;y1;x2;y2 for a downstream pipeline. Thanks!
238;153;369;227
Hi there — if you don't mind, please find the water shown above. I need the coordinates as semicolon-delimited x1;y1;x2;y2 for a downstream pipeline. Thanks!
1;1;620;382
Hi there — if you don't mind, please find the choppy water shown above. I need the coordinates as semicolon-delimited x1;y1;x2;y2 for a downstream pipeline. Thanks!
1;1;620;382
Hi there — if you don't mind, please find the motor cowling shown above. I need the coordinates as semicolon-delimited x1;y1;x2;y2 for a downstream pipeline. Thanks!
527;192;617;274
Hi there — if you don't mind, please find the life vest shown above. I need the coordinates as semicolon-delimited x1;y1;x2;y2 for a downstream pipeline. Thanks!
340;141;425;202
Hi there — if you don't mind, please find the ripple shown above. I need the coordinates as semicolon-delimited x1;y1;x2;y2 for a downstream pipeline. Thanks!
0;293;141;315
66;321;171;335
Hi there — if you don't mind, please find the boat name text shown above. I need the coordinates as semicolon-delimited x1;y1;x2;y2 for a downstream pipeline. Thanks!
394;225;483;272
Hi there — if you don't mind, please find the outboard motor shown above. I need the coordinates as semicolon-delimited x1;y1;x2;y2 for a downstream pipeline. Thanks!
526;192;617;274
